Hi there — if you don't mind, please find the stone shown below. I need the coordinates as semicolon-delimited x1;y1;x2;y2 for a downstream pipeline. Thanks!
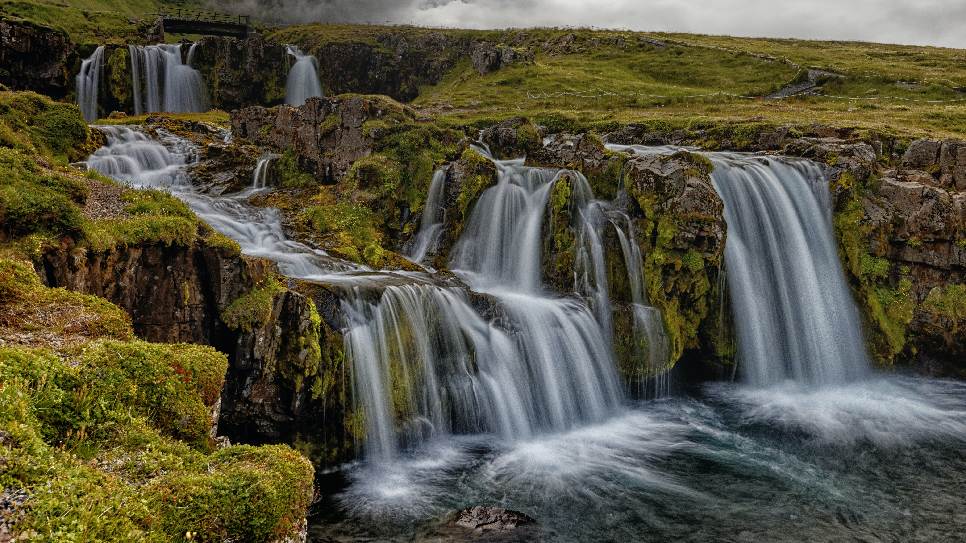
452;506;537;533
939;140;966;190
902;139;943;170
0;19;74;98
470;42;535;75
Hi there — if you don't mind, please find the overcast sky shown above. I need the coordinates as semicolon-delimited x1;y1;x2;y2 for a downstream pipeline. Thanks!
216;0;966;48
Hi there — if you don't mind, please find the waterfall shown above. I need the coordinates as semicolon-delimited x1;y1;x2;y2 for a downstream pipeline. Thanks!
129;44;209;114
405;168;447;263
285;45;323;106
252;155;277;189
709;153;870;386
76;46;105;122
88;126;351;277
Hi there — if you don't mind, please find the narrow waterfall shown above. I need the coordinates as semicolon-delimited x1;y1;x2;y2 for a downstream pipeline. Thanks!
710;153;870;386
404;168;447;263
252;155;277;189
285;46;324;106
129;44;209;114
76;46;105;122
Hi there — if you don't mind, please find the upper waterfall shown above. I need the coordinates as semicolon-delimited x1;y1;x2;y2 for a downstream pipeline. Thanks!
129;44;209;114
709;153;871;386
285;45;324;106
76;46;105;122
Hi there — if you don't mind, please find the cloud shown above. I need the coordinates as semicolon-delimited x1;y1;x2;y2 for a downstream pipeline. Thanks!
208;0;966;48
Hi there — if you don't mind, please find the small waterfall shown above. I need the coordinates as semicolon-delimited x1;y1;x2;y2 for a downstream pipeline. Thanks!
76;46;105;122
252;155;277;189
405;168;447;263
129;44;209;114
87;126;349;278
710;153;870;386
285;45;323;106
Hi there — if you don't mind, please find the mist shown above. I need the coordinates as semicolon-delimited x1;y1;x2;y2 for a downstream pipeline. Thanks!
206;0;966;48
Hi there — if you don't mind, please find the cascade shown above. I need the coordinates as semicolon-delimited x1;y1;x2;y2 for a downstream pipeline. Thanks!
129;44;209;114
285;45;324;106
76;46;105;122
709;153;870;386
252;155;278;189
404;168;447;263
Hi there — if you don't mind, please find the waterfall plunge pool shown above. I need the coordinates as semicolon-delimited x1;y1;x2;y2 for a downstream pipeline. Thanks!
312;376;966;542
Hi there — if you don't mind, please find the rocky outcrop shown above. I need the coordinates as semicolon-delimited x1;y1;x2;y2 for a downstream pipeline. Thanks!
902;139;966;190
192;34;288;111
0;18;74;98
479;116;542;159
451;506;537;533
471;42;534;75
232;95;413;184
37;229;355;466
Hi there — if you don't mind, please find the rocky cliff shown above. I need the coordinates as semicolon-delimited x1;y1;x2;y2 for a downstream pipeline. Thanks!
0;18;75;99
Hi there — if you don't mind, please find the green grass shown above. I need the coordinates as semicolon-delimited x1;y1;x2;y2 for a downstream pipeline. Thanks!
0;0;202;44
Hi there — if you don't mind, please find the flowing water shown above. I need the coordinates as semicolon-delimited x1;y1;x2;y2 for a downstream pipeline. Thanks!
285;45;324;106
128;44;209;114
76;46;105;122
86;130;966;541
404;168;447;263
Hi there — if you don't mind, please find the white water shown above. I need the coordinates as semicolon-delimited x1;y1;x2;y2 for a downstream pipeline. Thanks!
404;168;447;263
87;126;349;278
129;44;209;114
252;155;277;190
285;45;323;106
76;46;105;122
83;130;966;541
708;153;870;386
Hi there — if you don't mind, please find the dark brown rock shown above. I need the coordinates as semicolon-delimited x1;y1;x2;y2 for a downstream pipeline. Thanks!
192;34;288;111
470;42;534;75
452;506;536;533
0;18;74;98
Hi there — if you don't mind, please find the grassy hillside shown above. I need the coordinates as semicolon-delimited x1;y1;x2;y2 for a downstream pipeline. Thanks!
274;24;966;139
0;0;200;43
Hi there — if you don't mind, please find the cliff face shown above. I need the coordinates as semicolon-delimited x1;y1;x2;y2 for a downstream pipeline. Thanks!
0;18;74;98
38;231;356;466
192;35;289;111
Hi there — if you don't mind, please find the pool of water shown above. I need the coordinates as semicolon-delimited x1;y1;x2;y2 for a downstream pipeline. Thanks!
310;375;966;542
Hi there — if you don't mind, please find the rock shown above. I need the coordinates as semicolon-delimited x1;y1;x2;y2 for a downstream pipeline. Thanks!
232;95;413;183
452;506;536;533
939;140;966;190
470;42;534;75
479;117;542;159
903;139;943;170
0;18;74;98
192;34;288;110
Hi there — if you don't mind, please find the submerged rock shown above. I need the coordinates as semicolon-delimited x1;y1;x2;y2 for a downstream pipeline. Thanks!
451;506;537;535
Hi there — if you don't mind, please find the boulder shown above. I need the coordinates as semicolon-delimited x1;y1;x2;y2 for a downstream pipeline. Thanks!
452;506;537;533
470;42;534;75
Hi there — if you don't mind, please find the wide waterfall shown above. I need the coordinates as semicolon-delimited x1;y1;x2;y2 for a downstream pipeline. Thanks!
285;46;324;106
129;44;209;114
83;130;966;542
709;154;870;386
76;46;105;122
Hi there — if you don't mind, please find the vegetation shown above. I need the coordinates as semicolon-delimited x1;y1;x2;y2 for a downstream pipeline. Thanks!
0;260;314;542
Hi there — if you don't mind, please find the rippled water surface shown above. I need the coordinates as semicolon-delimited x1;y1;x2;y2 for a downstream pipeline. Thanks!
311;376;966;542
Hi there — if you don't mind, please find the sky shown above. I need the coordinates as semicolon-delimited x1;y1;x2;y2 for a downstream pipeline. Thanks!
213;0;966;48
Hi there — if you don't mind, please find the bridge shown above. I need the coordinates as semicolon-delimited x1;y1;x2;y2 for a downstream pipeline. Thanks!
158;8;251;39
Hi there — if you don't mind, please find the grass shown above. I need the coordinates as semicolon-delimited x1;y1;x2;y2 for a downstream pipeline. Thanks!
0;0;203;44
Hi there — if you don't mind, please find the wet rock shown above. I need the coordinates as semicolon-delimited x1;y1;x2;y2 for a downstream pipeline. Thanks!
452;506;537;533
0;19;74;98
192;34;288;110
479;117;542;159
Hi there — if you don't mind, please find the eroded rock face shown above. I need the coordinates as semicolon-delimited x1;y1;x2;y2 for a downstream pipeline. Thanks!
232;95;411;183
0;19;74;98
192;35;288;111
903;139;966;190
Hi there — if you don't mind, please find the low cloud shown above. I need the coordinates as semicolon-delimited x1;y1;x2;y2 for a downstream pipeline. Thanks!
208;0;966;48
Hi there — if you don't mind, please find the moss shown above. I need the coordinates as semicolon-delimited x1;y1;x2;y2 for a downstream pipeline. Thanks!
0;148;85;239
222;276;287;333
921;284;966;320
0;343;313;542
107;46;132;110
275;149;316;188
81;189;201;251
201;227;242;256
454;147;498;234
